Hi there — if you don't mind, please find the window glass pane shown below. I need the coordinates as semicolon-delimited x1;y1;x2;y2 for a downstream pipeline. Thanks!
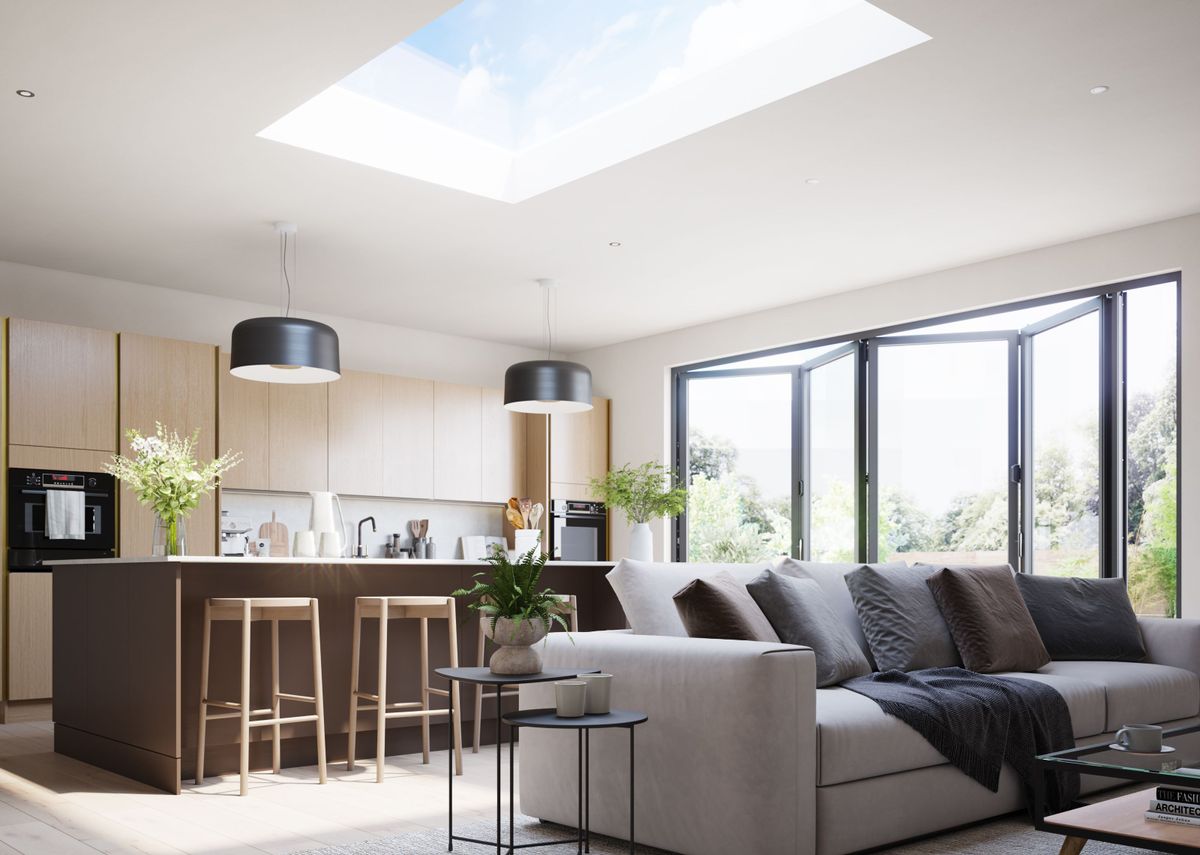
1125;282;1178;615
687;374;792;563
808;354;856;561
691;341;844;371
1029;311;1100;576
880;298;1091;337
875;340;1009;565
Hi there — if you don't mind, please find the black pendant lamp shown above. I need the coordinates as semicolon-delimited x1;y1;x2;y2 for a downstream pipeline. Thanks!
229;223;341;384
504;279;592;414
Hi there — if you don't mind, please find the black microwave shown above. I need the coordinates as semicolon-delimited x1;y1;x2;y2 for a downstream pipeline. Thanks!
7;468;116;571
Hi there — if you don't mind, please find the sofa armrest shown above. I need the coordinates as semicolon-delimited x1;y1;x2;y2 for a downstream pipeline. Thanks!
518;631;817;855
1139;617;1200;679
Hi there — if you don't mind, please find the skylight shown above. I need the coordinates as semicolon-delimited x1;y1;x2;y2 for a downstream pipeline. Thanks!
259;0;929;203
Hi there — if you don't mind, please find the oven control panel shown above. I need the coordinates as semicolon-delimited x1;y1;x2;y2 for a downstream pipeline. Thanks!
22;472;94;489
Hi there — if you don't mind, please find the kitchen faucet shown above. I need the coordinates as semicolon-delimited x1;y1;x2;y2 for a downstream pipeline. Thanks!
355;516;377;558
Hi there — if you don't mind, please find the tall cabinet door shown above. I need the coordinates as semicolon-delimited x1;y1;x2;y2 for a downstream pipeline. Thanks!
217;352;269;489
328;371;384;497
8;318;117;451
268;384;328;493
482;388;525;503
433;383;482;502
550;396;610;500
119;333;217;555
383;376;434;498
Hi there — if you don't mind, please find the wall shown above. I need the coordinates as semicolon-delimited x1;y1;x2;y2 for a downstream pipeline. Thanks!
0;260;546;387
571;213;1200;617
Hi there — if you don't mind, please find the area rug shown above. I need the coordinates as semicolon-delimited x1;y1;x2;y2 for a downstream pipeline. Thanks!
298;813;1145;854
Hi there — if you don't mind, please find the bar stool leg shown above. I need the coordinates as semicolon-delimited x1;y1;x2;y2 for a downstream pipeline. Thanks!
310;598;327;785
473;628;485;753
375;598;389;784
347;598;361;771
271;618;281;774
446;598;463;776
239;599;252;796
420;616;431;764
196;599;212;784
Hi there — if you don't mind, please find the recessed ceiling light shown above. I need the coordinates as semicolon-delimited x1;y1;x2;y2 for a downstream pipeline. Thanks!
1089;85;1109;95
608;241;622;247
15;89;35;98
805;178;821;185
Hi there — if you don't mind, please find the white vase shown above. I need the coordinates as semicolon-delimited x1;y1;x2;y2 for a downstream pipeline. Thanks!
628;522;654;561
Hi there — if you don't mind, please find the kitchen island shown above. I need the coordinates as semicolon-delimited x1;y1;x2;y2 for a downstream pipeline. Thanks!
49;556;622;793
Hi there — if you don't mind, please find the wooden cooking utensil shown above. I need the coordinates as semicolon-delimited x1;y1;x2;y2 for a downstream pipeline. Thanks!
529;503;544;530
518;497;533;528
419;519;429;538
507;497;521;513
505;507;525;529
258;512;289;557
409;520;421;540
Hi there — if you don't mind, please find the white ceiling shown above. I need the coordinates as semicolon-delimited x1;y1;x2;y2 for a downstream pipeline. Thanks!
2;1;1198;352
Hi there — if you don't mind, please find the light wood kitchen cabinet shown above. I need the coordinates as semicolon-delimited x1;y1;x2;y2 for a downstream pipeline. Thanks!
8;573;52;700
8;445;113;472
382;375;434;498
217;352;269;490
328;370;383;496
119;333;217;556
268;383;328;493
481;388;526;503
549;396;610;500
433;382;482;502
7;318;117;451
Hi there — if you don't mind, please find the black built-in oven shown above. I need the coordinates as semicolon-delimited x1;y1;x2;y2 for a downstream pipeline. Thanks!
549;499;607;561
7;468;116;571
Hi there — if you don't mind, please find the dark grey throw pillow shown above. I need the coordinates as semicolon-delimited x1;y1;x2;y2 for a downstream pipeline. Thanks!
747;570;871;687
1014;574;1145;661
673;571;780;642
845;564;962;671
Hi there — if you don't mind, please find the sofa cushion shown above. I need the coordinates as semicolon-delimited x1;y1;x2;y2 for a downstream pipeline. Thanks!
673;571;780;642
747;570;871;687
606;559;771;636
815;671;1107;786
1039;660;1200;731
1014;574;1146;661
846;564;962;671
926;565;1050;673
774;558;906;668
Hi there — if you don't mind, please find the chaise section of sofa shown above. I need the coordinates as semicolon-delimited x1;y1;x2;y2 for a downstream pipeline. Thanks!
519;631;818;855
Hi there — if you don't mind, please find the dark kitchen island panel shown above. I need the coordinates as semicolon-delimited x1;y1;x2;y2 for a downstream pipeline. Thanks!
49;556;622;793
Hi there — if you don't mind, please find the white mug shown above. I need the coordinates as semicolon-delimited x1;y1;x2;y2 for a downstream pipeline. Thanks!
555;681;587;718
293;530;317;558
1116;724;1163;752
579;673;613;715
319;531;343;558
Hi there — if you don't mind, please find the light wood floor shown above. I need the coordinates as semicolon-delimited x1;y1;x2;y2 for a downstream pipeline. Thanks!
0;703;505;854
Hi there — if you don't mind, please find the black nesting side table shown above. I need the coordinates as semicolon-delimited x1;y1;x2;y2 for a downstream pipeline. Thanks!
504;708;647;855
434;666;599;854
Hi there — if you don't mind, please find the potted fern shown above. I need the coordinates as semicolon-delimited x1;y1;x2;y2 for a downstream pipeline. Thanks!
452;547;573;675
590;461;687;562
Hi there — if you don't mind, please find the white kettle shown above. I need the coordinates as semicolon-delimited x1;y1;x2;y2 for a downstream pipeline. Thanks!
308;491;347;557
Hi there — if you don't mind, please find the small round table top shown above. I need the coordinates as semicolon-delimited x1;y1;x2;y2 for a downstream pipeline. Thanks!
503;708;649;729
434;666;599;686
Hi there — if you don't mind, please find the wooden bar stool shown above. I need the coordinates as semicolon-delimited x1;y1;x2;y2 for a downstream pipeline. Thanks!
471;593;578;753
196;597;327;796
347;596;464;782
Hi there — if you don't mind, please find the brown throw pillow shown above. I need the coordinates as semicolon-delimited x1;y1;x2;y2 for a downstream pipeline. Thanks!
926;565;1050;673
673;571;780;642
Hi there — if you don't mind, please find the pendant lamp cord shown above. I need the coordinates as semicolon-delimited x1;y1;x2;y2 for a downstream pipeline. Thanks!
544;283;552;358
280;232;294;318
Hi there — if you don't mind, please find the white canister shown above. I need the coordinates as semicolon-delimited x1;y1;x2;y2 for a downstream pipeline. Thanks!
319;531;344;558
513;529;541;557
579;673;613;715
293;530;317;558
554;681;587;718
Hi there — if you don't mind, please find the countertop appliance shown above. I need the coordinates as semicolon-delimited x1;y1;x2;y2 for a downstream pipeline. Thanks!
7;468;116;571
220;511;252;557
549;499;607;561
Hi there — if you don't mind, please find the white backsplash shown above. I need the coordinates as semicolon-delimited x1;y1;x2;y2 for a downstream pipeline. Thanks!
220;491;505;559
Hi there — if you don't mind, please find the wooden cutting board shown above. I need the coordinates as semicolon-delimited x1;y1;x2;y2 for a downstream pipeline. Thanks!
258;512;289;557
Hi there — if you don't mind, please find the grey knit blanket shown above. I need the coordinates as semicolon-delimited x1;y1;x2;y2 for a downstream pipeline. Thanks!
842;667;1079;813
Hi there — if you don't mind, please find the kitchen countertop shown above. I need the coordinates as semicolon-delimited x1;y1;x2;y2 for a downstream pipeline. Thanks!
44;556;616;567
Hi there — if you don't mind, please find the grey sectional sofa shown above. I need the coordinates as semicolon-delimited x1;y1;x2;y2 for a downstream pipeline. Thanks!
517;561;1200;855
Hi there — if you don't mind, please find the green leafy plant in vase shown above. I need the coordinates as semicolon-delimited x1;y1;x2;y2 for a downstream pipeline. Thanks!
453;546;573;675
590;461;687;562
106;423;241;556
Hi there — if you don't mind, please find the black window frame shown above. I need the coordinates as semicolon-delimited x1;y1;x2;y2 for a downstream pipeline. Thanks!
671;272;1182;615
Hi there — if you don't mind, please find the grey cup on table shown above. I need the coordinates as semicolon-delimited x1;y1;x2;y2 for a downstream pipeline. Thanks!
1116;723;1163;752
579;673;613;715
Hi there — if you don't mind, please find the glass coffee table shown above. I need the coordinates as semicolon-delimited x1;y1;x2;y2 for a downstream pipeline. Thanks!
1035;724;1200;854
